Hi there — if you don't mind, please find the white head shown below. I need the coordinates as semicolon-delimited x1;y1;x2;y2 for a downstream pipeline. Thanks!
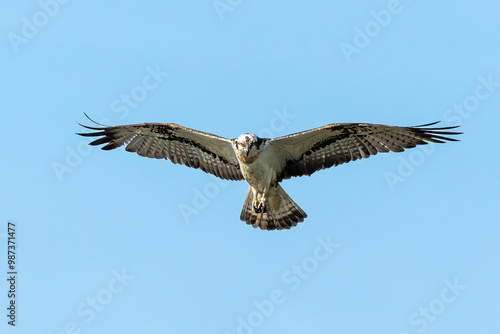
233;133;264;162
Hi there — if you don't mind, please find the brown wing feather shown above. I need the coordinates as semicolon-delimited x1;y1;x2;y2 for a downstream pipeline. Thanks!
77;120;244;181
269;122;461;180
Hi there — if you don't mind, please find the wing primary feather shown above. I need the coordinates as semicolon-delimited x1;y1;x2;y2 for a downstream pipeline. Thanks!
77;118;244;181
352;135;371;158
413;121;441;127
83;113;108;126
273;121;461;180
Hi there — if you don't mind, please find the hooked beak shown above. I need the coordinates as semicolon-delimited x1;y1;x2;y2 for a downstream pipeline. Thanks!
245;147;250;157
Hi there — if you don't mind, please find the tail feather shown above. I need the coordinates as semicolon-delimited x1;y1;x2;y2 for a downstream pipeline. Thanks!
240;185;307;230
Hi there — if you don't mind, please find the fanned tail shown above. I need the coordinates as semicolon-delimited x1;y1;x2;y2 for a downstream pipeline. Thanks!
240;185;307;230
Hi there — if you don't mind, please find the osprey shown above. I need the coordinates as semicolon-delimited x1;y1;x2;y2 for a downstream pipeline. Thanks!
77;117;460;230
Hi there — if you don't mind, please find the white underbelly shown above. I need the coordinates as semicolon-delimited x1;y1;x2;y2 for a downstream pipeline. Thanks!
240;159;274;192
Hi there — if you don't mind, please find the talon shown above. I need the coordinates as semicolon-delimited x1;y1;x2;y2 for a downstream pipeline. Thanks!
252;199;267;213
253;201;262;213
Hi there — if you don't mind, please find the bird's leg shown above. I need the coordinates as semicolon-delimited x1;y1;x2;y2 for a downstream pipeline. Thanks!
252;191;267;213
252;192;261;213
257;179;279;213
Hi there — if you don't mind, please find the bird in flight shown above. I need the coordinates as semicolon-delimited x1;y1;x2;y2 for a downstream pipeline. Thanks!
77;116;460;230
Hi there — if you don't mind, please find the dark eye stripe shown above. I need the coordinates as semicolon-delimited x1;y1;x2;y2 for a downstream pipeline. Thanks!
249;137;265;150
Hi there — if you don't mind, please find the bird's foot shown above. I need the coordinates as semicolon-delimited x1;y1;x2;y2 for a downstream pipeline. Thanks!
252;196;267;213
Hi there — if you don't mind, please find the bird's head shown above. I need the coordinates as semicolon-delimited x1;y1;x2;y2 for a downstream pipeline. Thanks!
233;133;264;162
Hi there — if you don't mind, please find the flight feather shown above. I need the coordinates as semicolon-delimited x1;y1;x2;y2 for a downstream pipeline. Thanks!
77;119;243;181
269;122;461;180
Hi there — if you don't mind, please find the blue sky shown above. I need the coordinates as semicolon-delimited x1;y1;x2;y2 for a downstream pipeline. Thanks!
1;1;499;333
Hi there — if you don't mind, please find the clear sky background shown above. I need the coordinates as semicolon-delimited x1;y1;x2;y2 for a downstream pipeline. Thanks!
1;1;499;333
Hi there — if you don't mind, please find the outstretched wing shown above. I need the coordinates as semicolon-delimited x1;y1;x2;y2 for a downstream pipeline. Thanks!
77;118;243;181
269;122;461;180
